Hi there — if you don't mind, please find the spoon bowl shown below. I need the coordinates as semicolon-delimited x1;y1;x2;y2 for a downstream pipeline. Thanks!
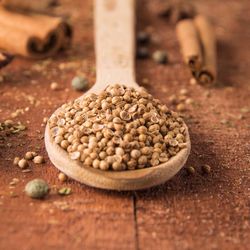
45;0;191;190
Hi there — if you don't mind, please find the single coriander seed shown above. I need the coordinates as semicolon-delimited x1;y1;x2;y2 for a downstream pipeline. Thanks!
186;166;195;175
131;149;141;159
50;82;60;90
13;157;20;166
58;172;67;182
201;164;211;174
25;151;36;160
18;159;29;169
33;155;45;164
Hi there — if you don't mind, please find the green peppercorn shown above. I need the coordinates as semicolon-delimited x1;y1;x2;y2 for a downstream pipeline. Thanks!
137;47;149;59
71;76;88;91
186;166;195;175
152;50;168;64
25;179;49;199
137;31;150;44
201;164;211;174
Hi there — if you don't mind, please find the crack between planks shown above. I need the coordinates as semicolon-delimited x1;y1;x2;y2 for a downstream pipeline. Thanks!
133;192;139;250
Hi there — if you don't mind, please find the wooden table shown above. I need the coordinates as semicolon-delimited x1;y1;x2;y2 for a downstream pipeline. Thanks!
0;0;249;249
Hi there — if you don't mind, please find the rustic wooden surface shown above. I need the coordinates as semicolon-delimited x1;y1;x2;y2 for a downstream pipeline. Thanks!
0;0;249;249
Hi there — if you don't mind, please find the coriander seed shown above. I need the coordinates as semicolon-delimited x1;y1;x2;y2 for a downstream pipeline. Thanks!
187;166;195;175
50;82;59;90
201;164;211;174
131;149;141;159
99;160;109;170
13;157;20;166
33;155;45;164
93;159;100;169
112;161;122;171
58;172;67;182
25;151;36;160
138;155;147;165
18;159;29;169
176;103;186;112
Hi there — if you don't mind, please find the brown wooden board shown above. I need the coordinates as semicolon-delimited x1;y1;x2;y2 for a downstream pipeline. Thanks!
0;0;249;249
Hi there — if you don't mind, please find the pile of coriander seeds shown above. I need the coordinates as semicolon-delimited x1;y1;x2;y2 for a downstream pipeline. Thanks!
48;84;187;171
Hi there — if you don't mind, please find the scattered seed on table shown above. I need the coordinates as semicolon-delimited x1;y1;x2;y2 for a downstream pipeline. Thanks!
185;98;194;105
50;82;59;90
18;159;29;169
13;157;20;166
43;117;48;124
152;50;168;64
186;166;195;175
137;47;149;59
176;103;186;112
71;76;88;91
180;88;188;95
168;94;178;104
190;78;197;85
25;151;36;160
25;179;50;199
33;155;45;164
58;172;67;182
58;187;71;196
137;31;150;44
201;164;211;174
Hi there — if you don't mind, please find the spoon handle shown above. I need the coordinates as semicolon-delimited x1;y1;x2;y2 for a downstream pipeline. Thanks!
94;0;136;88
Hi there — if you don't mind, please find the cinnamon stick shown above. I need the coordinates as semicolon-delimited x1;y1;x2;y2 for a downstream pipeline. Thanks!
176;19;202;71
194;15;217;85
1;0;58;14
0;7;72;59
0;51;13;69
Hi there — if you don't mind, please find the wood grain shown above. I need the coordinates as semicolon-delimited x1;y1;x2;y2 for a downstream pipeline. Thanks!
0;0;249;249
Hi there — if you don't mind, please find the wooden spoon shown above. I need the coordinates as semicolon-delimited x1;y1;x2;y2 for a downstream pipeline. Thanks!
45;0;191;190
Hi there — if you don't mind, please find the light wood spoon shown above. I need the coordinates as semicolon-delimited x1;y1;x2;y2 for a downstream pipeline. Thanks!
45;0;191;190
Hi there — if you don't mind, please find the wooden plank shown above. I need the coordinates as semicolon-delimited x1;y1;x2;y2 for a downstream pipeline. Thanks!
135;0;250;249
0;0;250;249
0;0;136;249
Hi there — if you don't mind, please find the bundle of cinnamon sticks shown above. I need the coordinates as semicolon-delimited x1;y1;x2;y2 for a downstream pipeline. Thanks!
176;14;217;86
0;0;72;59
